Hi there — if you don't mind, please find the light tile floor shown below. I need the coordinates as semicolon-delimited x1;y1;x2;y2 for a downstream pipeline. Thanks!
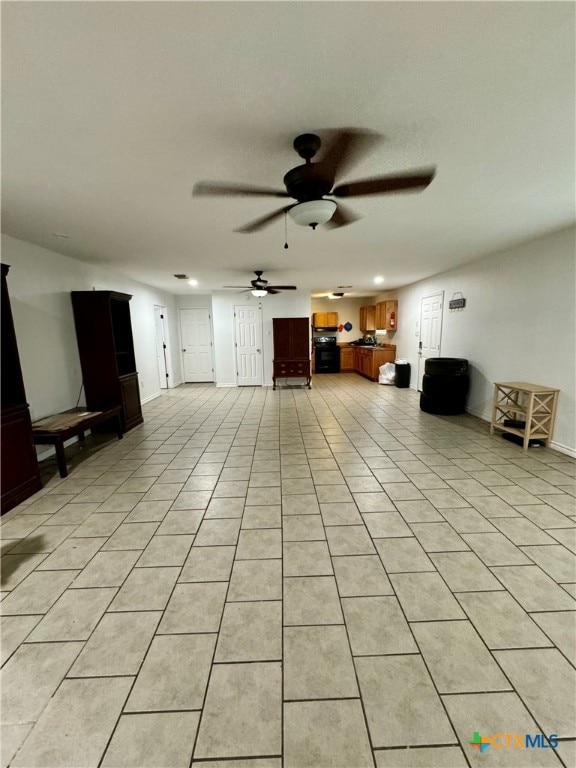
1;376;575;768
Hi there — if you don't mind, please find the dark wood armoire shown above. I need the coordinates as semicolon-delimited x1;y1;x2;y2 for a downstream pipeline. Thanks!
272;317;311;390
71;291;143;431
1;264;42;514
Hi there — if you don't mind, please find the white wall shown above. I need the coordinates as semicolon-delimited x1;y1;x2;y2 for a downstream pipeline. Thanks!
1;235;183;427
210;291;311;387
311;297;371;342
384;226;576;455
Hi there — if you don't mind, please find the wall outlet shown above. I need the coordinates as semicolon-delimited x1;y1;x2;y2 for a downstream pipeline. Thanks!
140;380;144;388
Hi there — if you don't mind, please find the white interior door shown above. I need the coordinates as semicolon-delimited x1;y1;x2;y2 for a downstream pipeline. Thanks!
179;308;214;382
154;306;169;389
234;305;263;386
418;292;444;390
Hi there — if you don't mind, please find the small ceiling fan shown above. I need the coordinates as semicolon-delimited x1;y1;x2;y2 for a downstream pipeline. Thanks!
224;270;297;296
193;129;436;232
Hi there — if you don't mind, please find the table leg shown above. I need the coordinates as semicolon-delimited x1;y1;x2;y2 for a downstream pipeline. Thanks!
116;414;124;440
54;440;68;478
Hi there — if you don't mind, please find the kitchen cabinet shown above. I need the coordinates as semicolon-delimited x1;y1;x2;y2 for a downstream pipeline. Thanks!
1;263;42;514
490;382;559;450
353;347;396;381
359;305;376;331
273;317;311;390
71;291;143;431
313;311;338;328
340;347;354;371
375;300;398;331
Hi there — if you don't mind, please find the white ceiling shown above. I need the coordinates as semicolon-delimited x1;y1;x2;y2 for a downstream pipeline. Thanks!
2;2;574;298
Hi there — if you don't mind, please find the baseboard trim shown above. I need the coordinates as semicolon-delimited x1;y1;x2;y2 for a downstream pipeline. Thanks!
141;391;163;405
216;383;237;388
549;440;576;459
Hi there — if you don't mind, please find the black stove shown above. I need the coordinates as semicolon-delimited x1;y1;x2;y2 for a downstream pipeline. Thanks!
314;336;340;374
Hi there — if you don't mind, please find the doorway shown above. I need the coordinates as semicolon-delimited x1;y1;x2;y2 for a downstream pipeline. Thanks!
154;306;169;390
179;308;214;382
417;291;444;390
234;305;263;386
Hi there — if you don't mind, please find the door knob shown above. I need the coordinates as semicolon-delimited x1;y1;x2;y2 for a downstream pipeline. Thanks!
257;349;261;353
182;349;186;352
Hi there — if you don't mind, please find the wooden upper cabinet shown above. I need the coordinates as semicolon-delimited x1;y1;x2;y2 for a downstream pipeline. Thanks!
313;312;338;328
374;300;399;331
359;305;376;331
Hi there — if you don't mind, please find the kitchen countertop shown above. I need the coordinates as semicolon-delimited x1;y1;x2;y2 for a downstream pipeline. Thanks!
338;343;396;350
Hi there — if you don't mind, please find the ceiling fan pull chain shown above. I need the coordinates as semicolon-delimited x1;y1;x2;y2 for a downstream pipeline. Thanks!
284;210;289;249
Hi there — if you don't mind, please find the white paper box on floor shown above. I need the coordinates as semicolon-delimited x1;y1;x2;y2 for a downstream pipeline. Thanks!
379;362;396;385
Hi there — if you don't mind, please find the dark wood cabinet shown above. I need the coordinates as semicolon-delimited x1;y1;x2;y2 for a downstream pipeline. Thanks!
1;264;42;514
71;291;143;431
272;318;311;390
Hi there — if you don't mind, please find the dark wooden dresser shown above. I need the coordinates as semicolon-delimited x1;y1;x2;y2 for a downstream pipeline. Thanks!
71;291;143;431
272;317;311;390
1;264;42;514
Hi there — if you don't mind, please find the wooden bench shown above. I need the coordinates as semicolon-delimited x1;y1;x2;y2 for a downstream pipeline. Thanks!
32;406;123;478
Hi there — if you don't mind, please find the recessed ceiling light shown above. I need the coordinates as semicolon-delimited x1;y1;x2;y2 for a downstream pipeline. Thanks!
187;279;198;287
374;276;384;284
52;232;70;239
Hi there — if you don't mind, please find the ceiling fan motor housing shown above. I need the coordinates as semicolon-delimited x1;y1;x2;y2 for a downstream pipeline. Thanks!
283;163;333;202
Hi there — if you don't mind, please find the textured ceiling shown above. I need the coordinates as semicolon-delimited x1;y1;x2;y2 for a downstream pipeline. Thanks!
2;1;574;297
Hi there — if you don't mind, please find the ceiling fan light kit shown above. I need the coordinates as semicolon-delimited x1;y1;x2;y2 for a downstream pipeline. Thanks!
289;199;337;229
251;288;268;297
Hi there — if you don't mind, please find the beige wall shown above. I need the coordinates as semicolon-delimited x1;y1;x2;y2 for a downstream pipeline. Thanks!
311;296;377;342
389;225;575;456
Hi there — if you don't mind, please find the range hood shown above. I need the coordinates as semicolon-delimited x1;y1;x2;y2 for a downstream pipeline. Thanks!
313;326;338;332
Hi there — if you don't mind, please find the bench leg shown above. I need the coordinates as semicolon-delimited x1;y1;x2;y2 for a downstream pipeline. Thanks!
116;415;124;440
55;441;68;478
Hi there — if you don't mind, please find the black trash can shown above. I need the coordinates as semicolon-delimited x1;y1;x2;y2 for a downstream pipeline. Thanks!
395;360;411;388
420;358;469;414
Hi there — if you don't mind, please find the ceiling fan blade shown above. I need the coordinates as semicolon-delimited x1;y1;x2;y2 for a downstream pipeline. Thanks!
193;181;289;198
324;203;361;229
266;285;297;290
320;129;382;181
332;169;436;197
234;205;293;233
266;289;281;295
223;285;253;288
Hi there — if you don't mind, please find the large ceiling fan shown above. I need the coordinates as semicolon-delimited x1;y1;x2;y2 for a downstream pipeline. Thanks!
193;129;436;232
224;270;297;296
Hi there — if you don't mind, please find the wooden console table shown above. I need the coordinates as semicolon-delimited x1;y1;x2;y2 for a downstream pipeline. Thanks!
490;382;559;450
32;406;123;478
